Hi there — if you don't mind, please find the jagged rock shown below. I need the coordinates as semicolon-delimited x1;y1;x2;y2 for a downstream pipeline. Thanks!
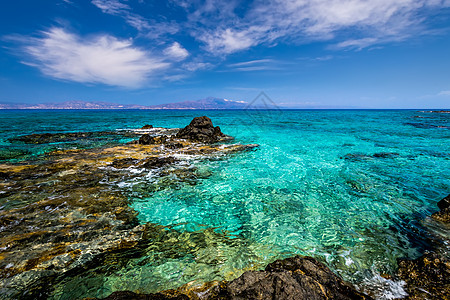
139;135;168;145
141;157;178;169
397;252;450;299
437;194;450;210
141;125;153;129
111;158;140;169
139;134;155;145
101;256;371;300
432;194;450;223
176;116;230;143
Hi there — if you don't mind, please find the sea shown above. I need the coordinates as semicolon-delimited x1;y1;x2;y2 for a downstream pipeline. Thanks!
0;109;449;299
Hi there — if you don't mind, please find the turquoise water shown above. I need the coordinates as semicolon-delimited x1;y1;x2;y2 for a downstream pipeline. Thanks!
1;109;449;298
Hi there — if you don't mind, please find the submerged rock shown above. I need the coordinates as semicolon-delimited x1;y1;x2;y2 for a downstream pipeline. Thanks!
176;116;231;143
432;194;450;223
102;256;371;300
397;252;450;299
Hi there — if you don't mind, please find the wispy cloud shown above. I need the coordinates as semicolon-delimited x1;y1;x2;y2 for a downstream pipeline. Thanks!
18;28;169;88
91;0;179;38
226;58;282;71
164;42;189;61
91;0;129;15
438;90;450;96
176;0;450;55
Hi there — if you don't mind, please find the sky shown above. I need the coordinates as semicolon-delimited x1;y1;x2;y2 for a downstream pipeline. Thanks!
1;0;450;108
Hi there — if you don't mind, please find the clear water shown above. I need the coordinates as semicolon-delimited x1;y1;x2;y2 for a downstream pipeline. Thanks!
1;109;449;299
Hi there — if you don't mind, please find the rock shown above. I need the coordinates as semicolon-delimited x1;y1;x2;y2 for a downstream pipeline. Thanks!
139;134;155;145
372;152;399;158
101;256;371;300
432;194;450;223
140;157;178;169
176;116;230;143
141;125;153;129
165;142;184;150
111;158;140;169
397;252;450;299
226;256;370;300
437;194;450;210
138;135;168;145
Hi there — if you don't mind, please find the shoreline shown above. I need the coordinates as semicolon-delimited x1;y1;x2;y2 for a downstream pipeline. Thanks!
0;116;448;299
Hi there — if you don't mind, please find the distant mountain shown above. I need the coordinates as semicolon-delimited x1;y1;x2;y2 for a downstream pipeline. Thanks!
0;100;149;110
0;98;254;110
148;97;249;109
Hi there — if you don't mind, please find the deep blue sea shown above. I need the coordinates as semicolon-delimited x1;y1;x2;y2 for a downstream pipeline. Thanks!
1;109;449;299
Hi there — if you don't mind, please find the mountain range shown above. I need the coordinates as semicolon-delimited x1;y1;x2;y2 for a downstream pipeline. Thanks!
0;97;260;110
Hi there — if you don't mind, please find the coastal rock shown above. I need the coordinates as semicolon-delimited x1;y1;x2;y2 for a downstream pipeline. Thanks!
397;252;450;299
102;256;371;300
141;124;153;129
139;135;168;145
432;194;450;223
175;116;230;143
437;194;450;210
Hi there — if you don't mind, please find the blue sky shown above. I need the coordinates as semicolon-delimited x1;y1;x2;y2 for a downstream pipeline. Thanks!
1;0;450;108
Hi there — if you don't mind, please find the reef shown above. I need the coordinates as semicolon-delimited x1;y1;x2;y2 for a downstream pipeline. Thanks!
101;256;371;300
0;117;257;299
396;194;450;299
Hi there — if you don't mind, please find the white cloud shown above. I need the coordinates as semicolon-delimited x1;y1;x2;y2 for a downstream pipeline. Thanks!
21;28;169;88
179;0;450;54
91;0;129;15
164;42;189;61
438;90;450;96
182;61;213;71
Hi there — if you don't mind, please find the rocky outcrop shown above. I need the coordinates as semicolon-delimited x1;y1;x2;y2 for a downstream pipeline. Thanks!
432;194;450;223
102;256;371;300
175;116;231;143
397;252;450;299
141;124;153;129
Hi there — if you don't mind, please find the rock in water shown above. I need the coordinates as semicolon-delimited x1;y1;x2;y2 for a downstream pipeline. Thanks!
141;124;153;129
432;194;450;223
397;252;450;299
176;116;228;143
139;134;155;145
437;194;450;211
102;256;371;300
226;256;371;300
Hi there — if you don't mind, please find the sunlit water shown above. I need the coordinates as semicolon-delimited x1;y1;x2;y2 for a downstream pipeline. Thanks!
1;109;449;299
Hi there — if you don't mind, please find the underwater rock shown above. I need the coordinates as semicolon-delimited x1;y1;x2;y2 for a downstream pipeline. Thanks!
397;252;450;299
175;116;231;143
102;256;371;300
9;131;137;144
432;194;450;223
372;152;400;158
141;157;178;169
139;135;169;145
141;124;153;129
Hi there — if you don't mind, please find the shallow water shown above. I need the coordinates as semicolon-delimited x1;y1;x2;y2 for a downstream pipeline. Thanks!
1;109;449;299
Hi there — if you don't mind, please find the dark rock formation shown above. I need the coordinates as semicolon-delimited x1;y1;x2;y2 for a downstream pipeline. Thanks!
437;194;450;211
139;135;168;145
397;252;450;299
9;131;138;144
102;256;371;300
141;157;178;169
176;116;230;143
432;194;450;223
141;125;153;129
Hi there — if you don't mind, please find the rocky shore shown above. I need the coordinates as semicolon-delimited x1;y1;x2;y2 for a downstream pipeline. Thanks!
0;117;256;298
0;116;448;299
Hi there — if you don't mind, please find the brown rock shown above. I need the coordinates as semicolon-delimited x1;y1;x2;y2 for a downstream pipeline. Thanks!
397;252;450;299
432;194;450;223
141;125;153;129
175;117;230;143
